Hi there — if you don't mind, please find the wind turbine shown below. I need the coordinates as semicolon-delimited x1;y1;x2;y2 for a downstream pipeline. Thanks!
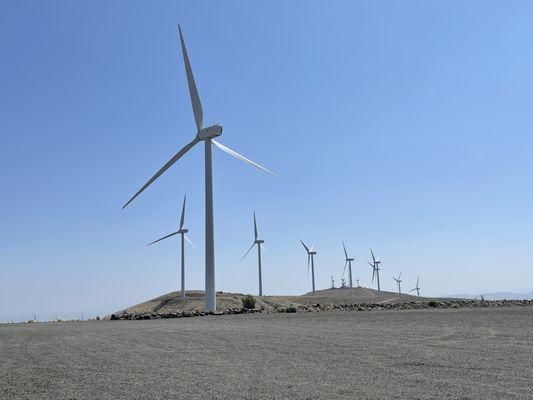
148;194;197;300
410;276;421;296
342;241;354;288
393;273;402;294
122;26;274;311
368;249;381;292
301;241;317;292
241;211;266;296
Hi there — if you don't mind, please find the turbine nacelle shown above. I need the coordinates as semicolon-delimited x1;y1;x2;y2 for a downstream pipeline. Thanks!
255;239;265;244
308;251;317;255
178;228;189;234
197;124;223;140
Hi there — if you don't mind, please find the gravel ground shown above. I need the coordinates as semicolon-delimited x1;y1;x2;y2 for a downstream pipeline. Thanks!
1;307;532;400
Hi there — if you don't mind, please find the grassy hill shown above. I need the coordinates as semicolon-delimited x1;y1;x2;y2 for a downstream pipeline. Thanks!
118;287;435;315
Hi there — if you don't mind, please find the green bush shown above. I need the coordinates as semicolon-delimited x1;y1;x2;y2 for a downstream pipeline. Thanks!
428;301;437;308
286;305;298;313
241;294;256;309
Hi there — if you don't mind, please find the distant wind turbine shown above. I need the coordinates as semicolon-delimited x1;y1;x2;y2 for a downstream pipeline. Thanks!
241;211;266;296
368;249;382;292
122;26;274;311
410;276;421;296
148;194;197;300
301;240;317;292
393;273;403;294
342;241;354;288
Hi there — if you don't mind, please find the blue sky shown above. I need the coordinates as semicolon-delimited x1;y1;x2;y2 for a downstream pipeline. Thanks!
1;1;532;320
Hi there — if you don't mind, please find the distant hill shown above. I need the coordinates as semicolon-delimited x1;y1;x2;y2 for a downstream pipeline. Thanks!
117;287;442;315
447;292;533;301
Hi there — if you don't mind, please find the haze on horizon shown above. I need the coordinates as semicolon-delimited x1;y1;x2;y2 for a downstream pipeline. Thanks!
1;1;532;319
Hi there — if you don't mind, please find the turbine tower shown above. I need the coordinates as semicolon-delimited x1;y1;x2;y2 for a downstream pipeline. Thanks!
122;26;274;311
342;241;354;288
300;240;317;292
368;249;381;292
393;273;402;294
241;211;266;296
148;194;197;300
410;276;421;296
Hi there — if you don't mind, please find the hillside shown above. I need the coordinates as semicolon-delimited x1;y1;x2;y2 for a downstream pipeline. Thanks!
118;287;435;315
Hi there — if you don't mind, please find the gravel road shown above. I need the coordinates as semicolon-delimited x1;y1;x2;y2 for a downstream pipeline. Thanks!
1;307;531;399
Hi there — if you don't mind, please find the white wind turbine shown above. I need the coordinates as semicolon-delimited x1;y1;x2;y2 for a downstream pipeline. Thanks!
300;240;317;292
342;241;354;288
123;26;274;311
368;249;381;292
148;194;197;299
393;272;403;294
241;211;266;296
410;276;421;296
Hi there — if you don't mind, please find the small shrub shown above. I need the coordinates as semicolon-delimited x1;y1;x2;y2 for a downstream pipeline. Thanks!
428;301;437;308
286;305;298;313
241;294;256;309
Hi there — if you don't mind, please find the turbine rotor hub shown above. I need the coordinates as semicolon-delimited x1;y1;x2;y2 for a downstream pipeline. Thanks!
197;124;223;140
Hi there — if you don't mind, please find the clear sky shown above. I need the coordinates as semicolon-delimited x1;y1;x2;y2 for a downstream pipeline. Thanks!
1;1;532;320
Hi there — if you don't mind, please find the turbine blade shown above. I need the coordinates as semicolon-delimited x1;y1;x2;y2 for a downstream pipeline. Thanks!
399;272;402;280
253;211;258;241
122;138;199;209
179;194;187;230
370;248;376;263
416;277;419;287
260;243;268;253
342;241;348;259
184;234;199;253
300;240;310;253
178;25;203;131
409;288;416;292
240;242;256;261
211;139;275;175
342;260;348;278
148;231;179;246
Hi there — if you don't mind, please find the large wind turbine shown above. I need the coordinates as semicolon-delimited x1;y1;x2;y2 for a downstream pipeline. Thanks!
148;194;197;299
123;26;274;311
393;273;402;294
301;241;317;292
410;276;421;296
241;211;266;296
342;241;354;288
368;249;381;292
